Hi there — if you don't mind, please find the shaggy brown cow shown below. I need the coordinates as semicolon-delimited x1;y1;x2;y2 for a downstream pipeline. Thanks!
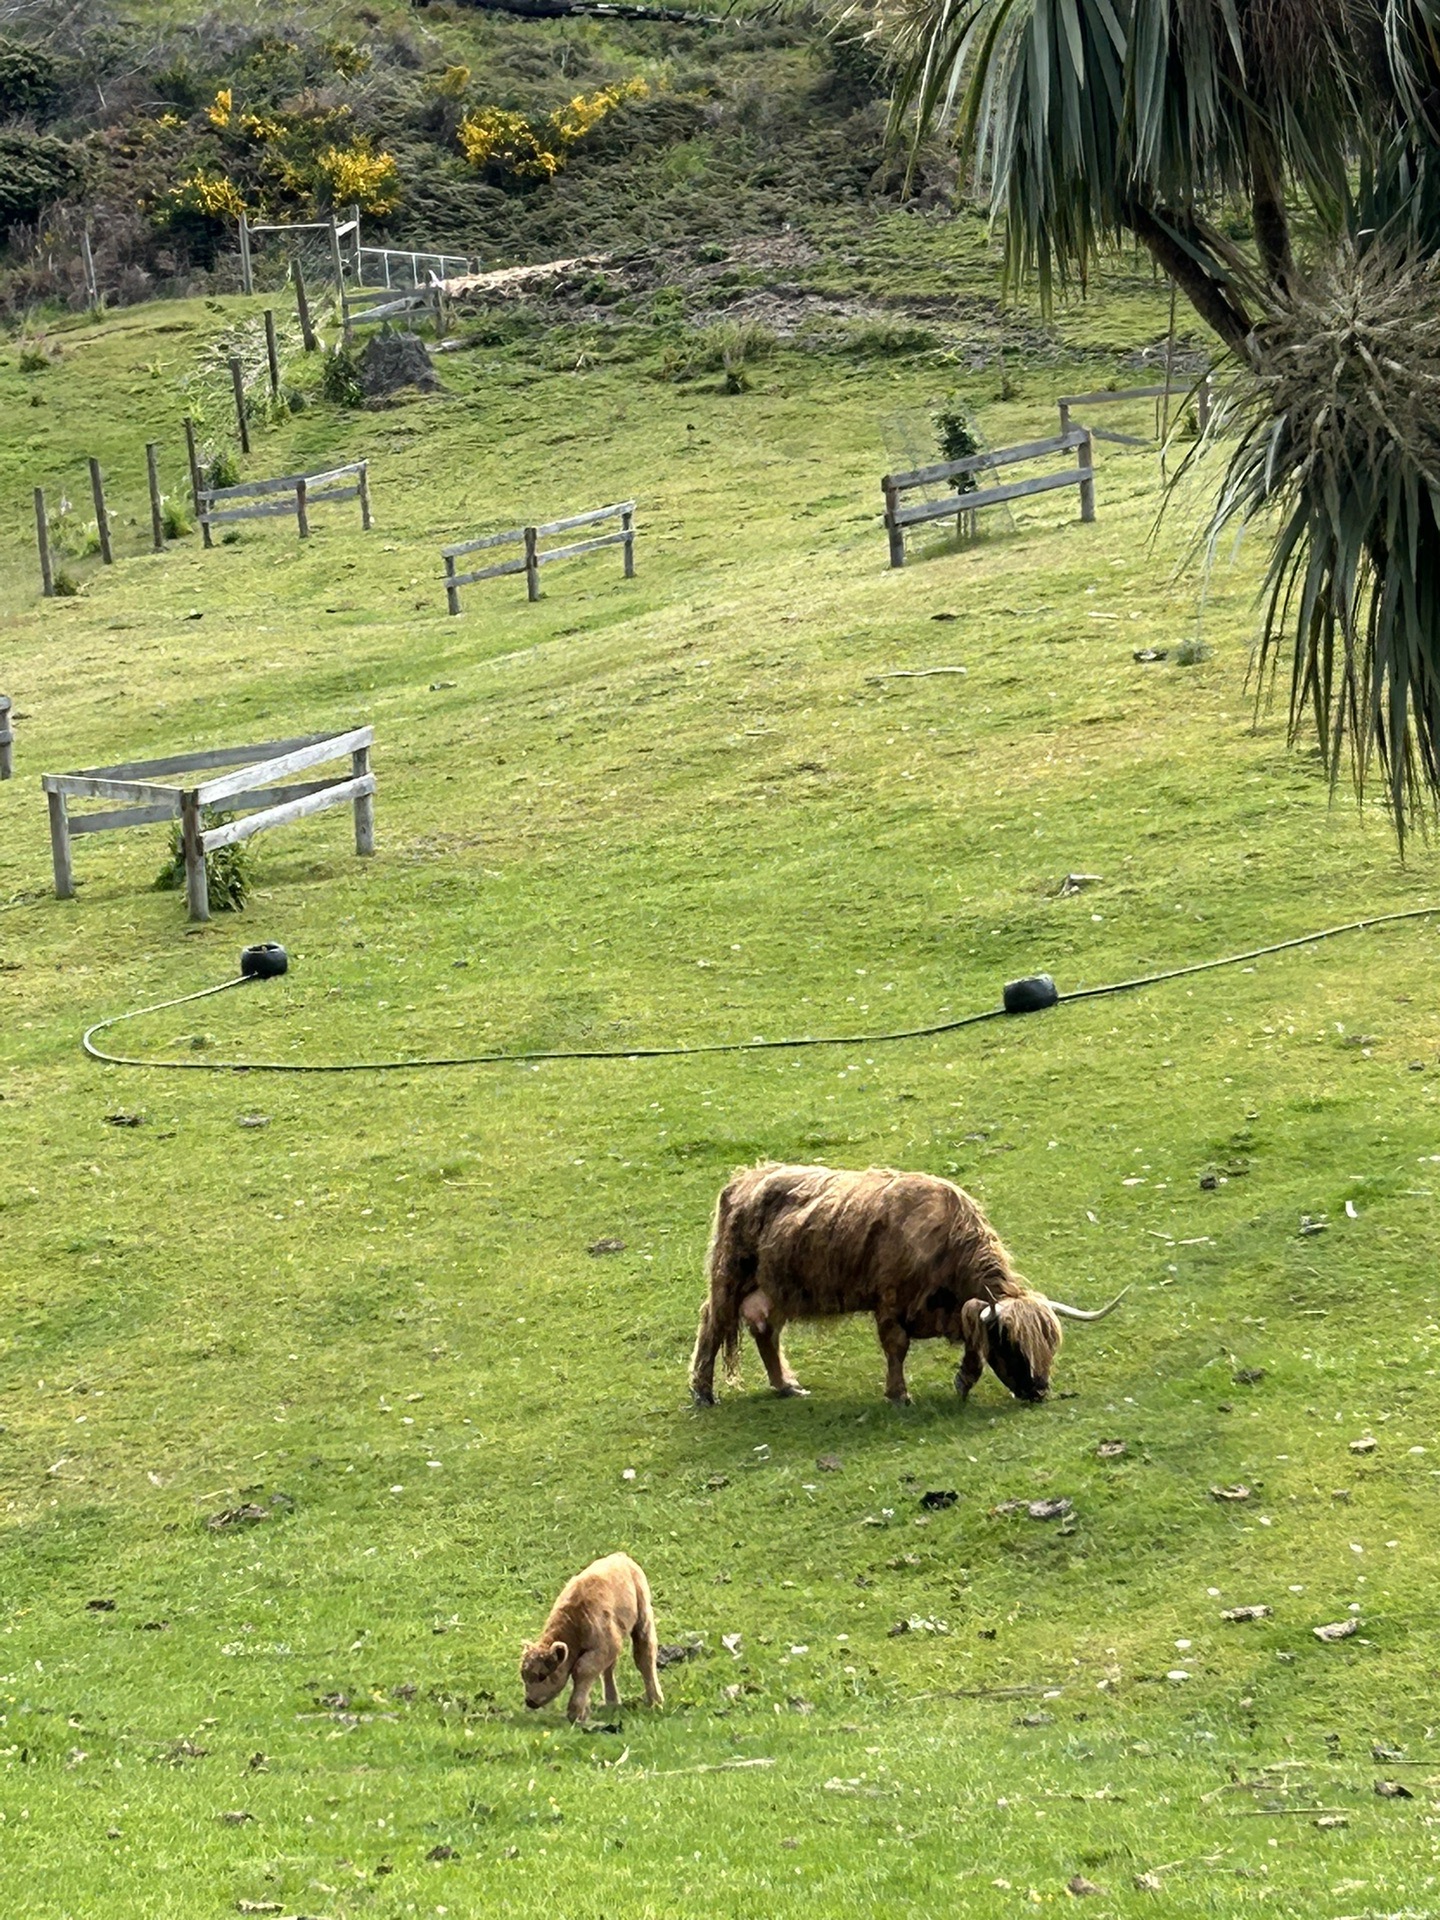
689;1162;1125;1408
520;1553;663;1724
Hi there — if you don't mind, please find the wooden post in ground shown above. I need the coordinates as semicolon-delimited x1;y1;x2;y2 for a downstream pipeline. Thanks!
34;487;54;597
81;228;99;307
238;210;253;295
228;357;251;455
357;460;372;531
184;418;212;549
352;741;375;855
181;790;209;922
47;789;74;898
523;525;540;602
883;480;905;569
0;695;13;780
88;457;112;564
263;309;281;400
444;553;460;615
1058;399;1072;436
622;506;635;578
295;476;309;539
146;441;164;551
1077;429;1096;523
328;216;345;295
293;257;317;351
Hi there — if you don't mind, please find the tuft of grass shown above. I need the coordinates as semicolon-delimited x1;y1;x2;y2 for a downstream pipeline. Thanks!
159;496;192;540
321;343;365;407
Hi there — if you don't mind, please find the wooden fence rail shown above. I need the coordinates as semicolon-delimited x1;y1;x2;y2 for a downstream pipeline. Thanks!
0;695;12;780
881;432;1095;568
197;461;372;540
440;501;636;612
41;728;375;921
1057;377;1212;444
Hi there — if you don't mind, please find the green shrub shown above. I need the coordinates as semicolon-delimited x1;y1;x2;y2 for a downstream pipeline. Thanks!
0;130;84;225
321;345;364;406
659;319;776;382
840;319;939;357
207;449;240;490
160;497;192;540
153;816;251;912
0;40;60;118
52;567;79;597
17;335;56;372
933;402;982;495
1175;637;1212;667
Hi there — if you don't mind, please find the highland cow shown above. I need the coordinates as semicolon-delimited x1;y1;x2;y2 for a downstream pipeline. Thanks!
689;1162;1125;1408
520;1553;663;1724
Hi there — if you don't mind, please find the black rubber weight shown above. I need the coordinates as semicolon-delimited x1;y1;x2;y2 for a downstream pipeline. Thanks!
80;906;1439;1075
240;942;289;980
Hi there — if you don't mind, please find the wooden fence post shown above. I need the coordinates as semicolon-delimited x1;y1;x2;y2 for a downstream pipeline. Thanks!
622;506;635;578
295;477;309;539
523;525;540;602
238;210;253;294
444;552;460;616
357;460;372;531
883;480;905;569
0;696;13;781
293;257;317;352
1058;399;1072;436
146;442;164;551
34;486;54;597
228;357;251;455
184;418;212;549
88;457;112;564
352;742;375;856
329;216;345;295
263;309;281;400
81;228;99;307
47;789;74;899
1077;429;1096;523
181;790;209;922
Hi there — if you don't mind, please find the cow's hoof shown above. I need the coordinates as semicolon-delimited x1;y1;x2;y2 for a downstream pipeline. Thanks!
773;1382;809;1398
691;1388;716;1408
885;1392;913;1408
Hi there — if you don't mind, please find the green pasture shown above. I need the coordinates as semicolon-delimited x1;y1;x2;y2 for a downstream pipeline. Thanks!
2;280;1439;1919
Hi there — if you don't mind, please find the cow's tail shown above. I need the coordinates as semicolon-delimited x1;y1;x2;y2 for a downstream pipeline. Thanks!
691;1181;747;1398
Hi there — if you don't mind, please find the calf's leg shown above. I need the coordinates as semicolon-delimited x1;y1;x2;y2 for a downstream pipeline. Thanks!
567;1656;605;1724
632;1615;664;1708
955;1343;984;1399
602;1664;620;1707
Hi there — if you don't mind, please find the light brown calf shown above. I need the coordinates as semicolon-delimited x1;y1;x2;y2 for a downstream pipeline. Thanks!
520;1552;663;1724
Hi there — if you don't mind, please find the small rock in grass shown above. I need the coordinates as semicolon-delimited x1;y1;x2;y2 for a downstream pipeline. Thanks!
706;1473;729;1490
427;1844;459;1860
588;1238;626;1256
104;1111;143;1127
1299;1215;1328;1236
502;1845;521;1859
1067;1874;1105;1895
1210;1484;1250;1502
1349;1435;1378;1454
218;1809;254;1825
1134;1872;1163;1892
655;1638;705;1668
816;1453;843;1472
1132;647;1167;663
1027;1497;1072;1521
931;611;957;622
1232;1367;1267;1385
236;1114;270;1130
1018;1711;1053;1727
1332;1488;1351;1501
1096;1440;1126;1459
1314;1618;1360;1643
1373;1741;1406;1761
1314;1814;1348;1829
1375;1780;1414;1798
235;1904;282;1915
85;1598;115;1612
920;1488;958;1510
1220;1605;1272;1623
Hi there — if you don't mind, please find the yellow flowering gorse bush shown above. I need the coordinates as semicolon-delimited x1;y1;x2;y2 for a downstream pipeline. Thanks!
458;77;648;184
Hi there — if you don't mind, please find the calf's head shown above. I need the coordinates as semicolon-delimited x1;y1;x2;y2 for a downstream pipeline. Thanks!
520;1640;571;1708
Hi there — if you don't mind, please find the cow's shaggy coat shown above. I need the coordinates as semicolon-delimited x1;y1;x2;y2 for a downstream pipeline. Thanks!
520;1553;663;1723
689;1162;1068;1407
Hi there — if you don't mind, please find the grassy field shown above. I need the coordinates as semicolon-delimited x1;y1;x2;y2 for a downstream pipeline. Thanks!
2;268;1440;1920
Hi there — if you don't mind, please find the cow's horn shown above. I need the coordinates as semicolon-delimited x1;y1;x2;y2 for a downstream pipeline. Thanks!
1045;1285;1130;1323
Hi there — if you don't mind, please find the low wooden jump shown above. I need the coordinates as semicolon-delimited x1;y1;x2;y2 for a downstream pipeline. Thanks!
441;501;636;612
342;283;445;341
881;432;1095;568
41;728;376;922
0;695;12;780
196;462;372;541
1057;378;1212;445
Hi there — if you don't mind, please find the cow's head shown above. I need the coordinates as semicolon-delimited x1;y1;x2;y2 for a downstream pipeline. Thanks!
962;1294;1060;1401
520;1640;571;1708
